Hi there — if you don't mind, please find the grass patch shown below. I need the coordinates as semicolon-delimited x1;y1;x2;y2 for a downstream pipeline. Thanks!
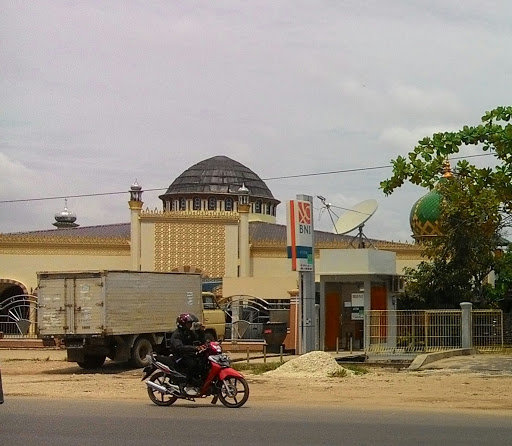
343;364;370;375
328;368;347;378
231;361;283;375
328;364;370;377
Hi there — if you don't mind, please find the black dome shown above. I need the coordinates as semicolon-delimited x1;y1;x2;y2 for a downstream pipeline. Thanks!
159;155;278;201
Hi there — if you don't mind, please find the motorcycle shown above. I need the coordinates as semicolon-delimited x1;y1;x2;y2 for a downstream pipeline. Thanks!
141;341;249;408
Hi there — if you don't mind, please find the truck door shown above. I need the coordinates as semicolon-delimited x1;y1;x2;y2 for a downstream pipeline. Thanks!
38;274;104;336
70;276;104;335
38;277;68;336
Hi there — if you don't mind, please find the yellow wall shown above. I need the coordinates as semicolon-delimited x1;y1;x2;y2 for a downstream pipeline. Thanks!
138;212;240;278
223;276;298;300
0;252;130;292
140;221;156;270
224;225;239;277
396;259;422;274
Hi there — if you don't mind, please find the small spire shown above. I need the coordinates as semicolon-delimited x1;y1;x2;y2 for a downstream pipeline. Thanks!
238;183;249;194
130;180;143;202
53;199;79;228
442;159;453;178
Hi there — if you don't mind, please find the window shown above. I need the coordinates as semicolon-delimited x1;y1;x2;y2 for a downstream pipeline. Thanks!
179;197;186;211
255;200;262;213
208;197;217;211
266;202;272;214
225;197;234;211
193;196;201;211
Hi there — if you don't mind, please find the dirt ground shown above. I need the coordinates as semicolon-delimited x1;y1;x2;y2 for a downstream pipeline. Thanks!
2;355;512;413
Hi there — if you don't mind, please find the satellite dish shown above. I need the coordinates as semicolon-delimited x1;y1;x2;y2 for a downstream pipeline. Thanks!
334;199;378;248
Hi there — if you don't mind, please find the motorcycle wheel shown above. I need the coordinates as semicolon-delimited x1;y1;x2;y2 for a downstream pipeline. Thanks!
217;377;249;408
147;371;178;406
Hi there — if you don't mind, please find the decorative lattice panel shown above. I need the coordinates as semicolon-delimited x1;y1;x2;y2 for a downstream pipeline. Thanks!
154;222;225;277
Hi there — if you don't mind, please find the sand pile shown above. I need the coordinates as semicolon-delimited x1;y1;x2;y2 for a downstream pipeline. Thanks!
266;351;353;378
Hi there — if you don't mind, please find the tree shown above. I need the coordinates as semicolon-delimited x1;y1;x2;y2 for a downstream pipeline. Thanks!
381;106;512;309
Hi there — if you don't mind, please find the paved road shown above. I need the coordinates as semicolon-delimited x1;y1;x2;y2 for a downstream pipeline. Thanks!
1;398;512;446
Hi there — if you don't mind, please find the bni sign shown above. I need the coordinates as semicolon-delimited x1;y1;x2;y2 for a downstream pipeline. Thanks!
286;199;313;271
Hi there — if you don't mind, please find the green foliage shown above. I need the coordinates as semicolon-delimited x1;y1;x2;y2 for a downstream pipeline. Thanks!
381;106;512;202
328;367;347;378
383;106;512;309
342;364;370;375
482;250;512;310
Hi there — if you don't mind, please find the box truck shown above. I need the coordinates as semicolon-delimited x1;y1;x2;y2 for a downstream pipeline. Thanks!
37;270;204;368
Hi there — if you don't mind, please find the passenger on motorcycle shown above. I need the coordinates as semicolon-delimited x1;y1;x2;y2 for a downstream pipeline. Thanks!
169;313;207;387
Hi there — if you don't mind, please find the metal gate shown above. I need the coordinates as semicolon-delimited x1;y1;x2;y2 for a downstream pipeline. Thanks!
365;309;504;357
0;294;38;338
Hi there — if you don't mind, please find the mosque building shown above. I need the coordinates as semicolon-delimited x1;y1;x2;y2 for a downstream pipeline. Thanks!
0;155;423;351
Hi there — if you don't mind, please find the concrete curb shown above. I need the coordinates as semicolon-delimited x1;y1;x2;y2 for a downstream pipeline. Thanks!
408;348;479;371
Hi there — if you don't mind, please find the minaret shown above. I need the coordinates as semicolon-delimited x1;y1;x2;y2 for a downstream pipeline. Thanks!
237;183;251;277
53;199;79;228
129;180;143;271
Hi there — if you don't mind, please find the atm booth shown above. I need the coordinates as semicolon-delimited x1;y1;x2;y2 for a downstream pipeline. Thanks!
317;249;398;351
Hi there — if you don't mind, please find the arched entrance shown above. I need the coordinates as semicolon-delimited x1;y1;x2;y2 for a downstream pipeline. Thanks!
0;279;37;338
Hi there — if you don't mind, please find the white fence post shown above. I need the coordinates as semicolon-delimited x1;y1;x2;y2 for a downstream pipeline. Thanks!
460;302;473;349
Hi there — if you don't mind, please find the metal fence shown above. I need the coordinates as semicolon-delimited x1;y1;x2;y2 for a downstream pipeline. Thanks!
472;310;503;350
365;309;504;357
0;294;38;338
224;296;290;342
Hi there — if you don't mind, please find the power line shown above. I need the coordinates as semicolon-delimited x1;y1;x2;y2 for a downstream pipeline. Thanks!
0;152;494;204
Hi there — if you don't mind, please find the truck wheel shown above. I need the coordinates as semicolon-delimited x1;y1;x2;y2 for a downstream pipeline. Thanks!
77;354;106;369
130;337;153;368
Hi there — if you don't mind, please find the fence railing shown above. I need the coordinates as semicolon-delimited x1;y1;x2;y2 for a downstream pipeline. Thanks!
0;294;38;338
366;308;504;356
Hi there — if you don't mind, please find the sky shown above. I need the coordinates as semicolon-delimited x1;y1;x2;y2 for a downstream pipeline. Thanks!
2;1;512;242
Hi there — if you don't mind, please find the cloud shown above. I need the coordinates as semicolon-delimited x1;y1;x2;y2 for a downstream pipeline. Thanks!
0;153;39;199
1;1;512;240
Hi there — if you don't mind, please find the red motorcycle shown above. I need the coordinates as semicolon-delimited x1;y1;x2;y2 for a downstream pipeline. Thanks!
142;341;249;408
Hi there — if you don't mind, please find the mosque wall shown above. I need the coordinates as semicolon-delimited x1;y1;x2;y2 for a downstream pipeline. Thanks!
140;221;156;270
252;256;295;278
0;252;130;293
396;258;422;274
223;276;298;300
224;224;239;278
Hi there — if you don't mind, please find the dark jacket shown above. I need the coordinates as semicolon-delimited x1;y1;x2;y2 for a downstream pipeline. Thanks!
169;327;205;355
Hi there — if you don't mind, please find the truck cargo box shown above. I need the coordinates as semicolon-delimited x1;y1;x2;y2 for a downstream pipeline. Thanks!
37;270;202;337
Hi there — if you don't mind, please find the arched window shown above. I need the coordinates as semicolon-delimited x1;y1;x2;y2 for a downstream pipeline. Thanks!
266;202;272;214
171;200;177;211
255;200;262;213
208;197;217;211
225;197;234;211
179;197;186;211
193;196;201;211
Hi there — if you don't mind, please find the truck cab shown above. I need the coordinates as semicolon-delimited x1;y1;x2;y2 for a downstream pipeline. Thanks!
202;292;226;341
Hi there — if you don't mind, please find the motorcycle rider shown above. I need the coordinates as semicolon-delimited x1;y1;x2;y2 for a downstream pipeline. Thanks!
169;313;207;392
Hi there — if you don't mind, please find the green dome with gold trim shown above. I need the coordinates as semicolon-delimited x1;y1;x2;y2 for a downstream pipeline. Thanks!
409;159;454;239
409;189;442;238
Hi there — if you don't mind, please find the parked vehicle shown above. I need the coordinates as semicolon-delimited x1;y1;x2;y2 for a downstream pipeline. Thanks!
37;270;204;369
201;292;226;341
142;341;249;408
